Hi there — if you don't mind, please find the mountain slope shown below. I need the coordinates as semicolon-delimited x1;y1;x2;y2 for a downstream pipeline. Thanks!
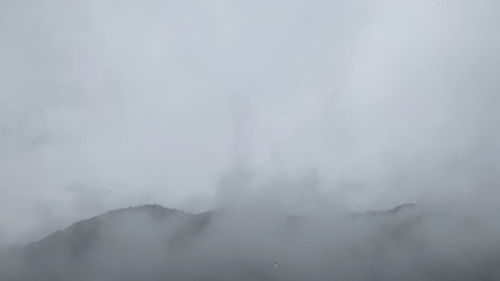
1;204;499;281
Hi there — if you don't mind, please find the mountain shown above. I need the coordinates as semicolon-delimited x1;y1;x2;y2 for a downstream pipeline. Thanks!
1;204;499;281
0;205;213;281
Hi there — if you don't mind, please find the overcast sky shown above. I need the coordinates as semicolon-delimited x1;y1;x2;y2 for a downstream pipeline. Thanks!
1;0;499;246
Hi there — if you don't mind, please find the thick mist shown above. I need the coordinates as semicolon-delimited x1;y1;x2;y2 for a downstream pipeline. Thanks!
1;0;499;256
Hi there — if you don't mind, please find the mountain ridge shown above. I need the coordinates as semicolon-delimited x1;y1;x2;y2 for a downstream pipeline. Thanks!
2;203;499;281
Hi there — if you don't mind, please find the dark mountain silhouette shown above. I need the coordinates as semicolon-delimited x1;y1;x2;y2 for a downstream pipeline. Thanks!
0;205;213;281
1;203;499;281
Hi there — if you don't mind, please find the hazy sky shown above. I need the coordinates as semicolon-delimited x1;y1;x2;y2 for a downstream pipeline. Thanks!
1;0;499;246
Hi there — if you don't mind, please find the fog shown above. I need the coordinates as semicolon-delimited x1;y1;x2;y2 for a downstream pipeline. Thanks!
1;1;499;275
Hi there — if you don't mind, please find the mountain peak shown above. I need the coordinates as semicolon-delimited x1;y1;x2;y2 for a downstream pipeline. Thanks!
102;204;184;219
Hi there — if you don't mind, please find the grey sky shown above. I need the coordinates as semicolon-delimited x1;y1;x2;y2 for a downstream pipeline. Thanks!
1;0;499;246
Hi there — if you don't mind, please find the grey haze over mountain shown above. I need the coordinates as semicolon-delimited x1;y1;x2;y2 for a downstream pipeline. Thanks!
2;204;500;281
1;1;500;278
